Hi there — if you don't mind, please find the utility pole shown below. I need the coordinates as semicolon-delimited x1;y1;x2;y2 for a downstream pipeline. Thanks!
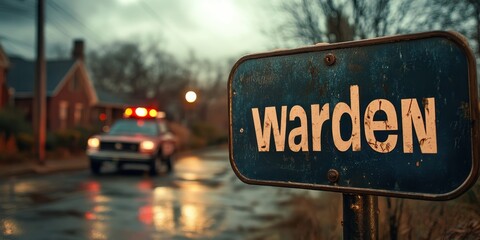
34;0;46;165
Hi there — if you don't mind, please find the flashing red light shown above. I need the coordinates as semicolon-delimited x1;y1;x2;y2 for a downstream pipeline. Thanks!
99;113;107;121
124;107;158;119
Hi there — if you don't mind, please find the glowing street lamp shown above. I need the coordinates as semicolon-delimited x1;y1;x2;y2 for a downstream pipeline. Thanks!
185;91;197;103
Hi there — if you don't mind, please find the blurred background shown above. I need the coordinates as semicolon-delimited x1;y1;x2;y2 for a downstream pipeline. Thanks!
0;0;479;239
0;0;479;154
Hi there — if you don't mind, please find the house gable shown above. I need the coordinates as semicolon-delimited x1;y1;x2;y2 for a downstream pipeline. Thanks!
0;45;9;69
52;61;97;105
7;56;98;130
48;61;98;130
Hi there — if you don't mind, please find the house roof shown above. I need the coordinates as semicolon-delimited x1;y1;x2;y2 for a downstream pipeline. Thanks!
7;56;144;109
94;88;143;108
7;57;77;97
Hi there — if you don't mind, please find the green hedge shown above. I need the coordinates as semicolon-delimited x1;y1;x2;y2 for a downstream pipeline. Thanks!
0;107;103;161
0;107;31;153
0;107;32;139
50;126;97;152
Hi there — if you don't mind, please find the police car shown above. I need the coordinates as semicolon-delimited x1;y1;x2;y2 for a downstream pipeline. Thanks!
86;107;176;175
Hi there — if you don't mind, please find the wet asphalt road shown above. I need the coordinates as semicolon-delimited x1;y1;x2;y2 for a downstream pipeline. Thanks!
0;147;310;240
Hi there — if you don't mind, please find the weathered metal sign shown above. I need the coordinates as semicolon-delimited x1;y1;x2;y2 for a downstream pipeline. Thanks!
228;31;479;200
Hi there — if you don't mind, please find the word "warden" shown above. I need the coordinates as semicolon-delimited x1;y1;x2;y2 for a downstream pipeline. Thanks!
251;85;437;154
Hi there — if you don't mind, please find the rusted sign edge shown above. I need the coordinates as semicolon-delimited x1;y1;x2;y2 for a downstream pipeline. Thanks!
227;31;479;201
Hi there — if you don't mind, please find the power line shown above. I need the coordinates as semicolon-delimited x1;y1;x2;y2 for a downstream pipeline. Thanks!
0;1;35;21
0;35;35;51
47;0;103;46
45;10;75;39
0;1;34;15
139;1;192;50
0;1;72;51
50;1;101;40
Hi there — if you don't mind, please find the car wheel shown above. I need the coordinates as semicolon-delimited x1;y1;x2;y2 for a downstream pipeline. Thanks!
90;161;102;175
164;156;173;173
117;163;123;172
149;157;160;176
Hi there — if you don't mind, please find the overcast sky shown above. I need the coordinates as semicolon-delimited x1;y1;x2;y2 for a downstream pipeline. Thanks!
0;0;278;62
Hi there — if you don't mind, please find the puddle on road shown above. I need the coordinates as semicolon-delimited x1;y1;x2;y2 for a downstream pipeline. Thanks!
62;229;78;236
160;179;223;193
37;209;84;218
1;218;21;236
2;180;79;206
197;154;229;161
213;168;229;178
0;148;317;239
139;199;225;238
27;192;58;204
80;181;101;193
135;180;232;239
100;189;137;198
80;180;139;199
154;170;226;191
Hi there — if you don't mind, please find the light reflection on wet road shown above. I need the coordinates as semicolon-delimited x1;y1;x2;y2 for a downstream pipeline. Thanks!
0;147;313;239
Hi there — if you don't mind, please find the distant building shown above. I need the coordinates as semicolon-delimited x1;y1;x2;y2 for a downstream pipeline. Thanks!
91;88;142;129
0;44;10;107
7;40;97;131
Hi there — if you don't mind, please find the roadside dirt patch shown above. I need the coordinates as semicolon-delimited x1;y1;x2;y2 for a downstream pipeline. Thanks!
251;186;480;240
250;192;343;240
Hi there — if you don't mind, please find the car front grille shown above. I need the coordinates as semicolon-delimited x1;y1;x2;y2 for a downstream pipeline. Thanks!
100;141;139;152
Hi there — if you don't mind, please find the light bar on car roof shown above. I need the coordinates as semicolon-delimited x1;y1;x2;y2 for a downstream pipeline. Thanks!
124;107;158;119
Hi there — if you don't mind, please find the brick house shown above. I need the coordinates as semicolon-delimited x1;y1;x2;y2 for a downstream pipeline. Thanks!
7;40;97;131
90;88;139;130
0;44;10;107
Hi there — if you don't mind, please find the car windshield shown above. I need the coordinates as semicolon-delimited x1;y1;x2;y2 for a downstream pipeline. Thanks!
108;119;158;136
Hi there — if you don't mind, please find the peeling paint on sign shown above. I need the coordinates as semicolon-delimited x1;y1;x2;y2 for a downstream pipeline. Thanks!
229;32;479;200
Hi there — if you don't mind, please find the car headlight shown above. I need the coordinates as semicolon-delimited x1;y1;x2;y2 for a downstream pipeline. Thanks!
87;137;100;149
140;140;155;153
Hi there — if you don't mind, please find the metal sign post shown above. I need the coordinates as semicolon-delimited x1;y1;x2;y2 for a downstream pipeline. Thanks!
343;194;378;240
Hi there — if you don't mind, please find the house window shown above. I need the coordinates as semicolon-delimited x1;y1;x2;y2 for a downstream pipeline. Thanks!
91;108;99;122
59;101;68;129
74;103;83;125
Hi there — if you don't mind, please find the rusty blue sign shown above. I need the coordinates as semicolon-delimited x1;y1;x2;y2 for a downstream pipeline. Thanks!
228;31;479;200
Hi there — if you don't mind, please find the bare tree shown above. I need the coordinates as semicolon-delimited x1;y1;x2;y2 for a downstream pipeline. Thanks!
87;40;193;120
88;42;150;98
272;0;480;57
418;0;480;56
351;0;410;38
271;0;351;44
270;0;424;46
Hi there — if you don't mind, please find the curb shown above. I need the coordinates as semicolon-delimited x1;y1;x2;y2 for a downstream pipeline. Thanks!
0;157;88;178
0;146;228;178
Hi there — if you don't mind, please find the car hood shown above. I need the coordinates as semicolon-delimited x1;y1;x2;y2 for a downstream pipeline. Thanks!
95;134;157;143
